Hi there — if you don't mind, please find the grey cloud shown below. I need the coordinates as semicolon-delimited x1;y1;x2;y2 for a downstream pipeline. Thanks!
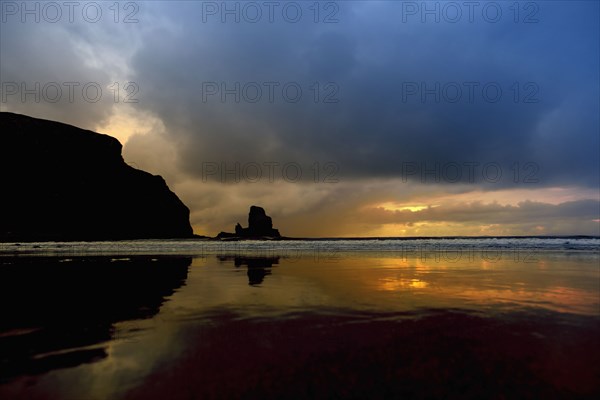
0;9;146;130
127;1;598;188
0;22;113;128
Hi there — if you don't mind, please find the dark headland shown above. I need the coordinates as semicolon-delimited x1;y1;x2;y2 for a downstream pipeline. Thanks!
0;112;194;241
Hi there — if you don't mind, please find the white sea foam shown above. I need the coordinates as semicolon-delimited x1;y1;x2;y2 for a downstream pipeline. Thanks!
1;237;598;257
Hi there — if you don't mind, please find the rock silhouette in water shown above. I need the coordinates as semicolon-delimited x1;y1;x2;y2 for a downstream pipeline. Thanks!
218;206;281;238
217;255;278;285
0;112;194;241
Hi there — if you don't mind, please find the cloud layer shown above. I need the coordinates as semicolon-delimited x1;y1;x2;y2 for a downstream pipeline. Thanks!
1;1;598;236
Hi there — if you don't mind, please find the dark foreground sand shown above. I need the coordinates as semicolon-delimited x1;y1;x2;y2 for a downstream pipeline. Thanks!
124;309;600;400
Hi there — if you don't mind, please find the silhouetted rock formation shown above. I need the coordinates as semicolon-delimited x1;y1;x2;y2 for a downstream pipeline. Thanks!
0;112;194;241
217;206;281;239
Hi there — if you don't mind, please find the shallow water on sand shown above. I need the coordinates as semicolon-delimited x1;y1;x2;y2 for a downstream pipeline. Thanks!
0;241;599;399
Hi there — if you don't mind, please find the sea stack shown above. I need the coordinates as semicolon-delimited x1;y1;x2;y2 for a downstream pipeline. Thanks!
219;206;281;239
0;112;194;241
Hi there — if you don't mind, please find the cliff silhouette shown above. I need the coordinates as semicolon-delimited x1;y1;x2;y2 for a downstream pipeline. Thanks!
0;112;194;241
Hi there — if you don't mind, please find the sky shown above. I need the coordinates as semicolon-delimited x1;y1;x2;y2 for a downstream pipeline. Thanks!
1;0;599;237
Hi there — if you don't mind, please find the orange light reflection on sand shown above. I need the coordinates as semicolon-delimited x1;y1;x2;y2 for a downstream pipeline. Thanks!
352;255;600;315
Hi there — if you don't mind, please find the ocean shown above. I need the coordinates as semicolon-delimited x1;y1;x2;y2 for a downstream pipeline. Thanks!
1;237;599;399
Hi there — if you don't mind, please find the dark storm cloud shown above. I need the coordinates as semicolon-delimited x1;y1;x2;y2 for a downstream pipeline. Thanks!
127;1;599;188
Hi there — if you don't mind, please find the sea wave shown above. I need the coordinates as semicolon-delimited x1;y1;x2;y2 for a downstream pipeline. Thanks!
1;237;598;257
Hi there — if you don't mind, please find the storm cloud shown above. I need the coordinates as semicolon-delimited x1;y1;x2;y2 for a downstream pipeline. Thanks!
1;1;598;236
126;1;599;187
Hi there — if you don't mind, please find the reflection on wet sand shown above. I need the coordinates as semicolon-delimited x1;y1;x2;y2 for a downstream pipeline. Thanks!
0;256;191;382
0;251;599;399
217;255;279;285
